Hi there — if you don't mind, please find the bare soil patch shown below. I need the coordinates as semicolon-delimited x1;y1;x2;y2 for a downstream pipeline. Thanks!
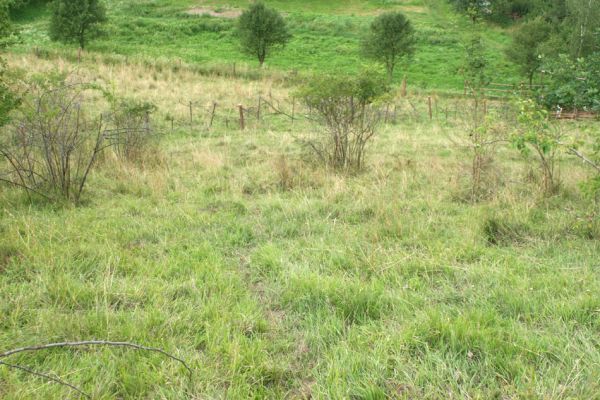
187;7;241;18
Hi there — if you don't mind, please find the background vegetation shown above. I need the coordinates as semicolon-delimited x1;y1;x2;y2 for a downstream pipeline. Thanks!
9;0;520;90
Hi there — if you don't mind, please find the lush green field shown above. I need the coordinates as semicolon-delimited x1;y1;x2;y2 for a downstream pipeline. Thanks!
0;54;599;399
12;0;519;90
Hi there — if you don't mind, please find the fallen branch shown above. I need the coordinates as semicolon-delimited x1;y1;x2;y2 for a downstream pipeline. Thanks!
0;360;90;398
0;340;193;397
0;340;192;378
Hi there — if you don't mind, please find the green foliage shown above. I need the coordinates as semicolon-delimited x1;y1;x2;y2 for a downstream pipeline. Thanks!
562;0;600;59
237;1;290;66
49;0;107;49
300;69;389;107
506;17;551;85
539;53;600;112
361;11;415;80
0;0;19;49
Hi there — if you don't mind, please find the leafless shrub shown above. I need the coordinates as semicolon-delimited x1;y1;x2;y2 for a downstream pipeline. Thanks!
106;97;157;161
0;72;156;203
445;100;509;201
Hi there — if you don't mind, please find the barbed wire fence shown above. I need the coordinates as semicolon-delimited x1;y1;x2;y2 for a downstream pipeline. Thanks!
158;84;595;135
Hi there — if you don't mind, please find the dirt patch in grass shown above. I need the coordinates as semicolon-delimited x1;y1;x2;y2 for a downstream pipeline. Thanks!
187;7;241;18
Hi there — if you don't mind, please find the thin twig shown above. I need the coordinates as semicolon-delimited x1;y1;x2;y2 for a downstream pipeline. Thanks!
0;360;90;398
566;147;600;173
0;177;55;201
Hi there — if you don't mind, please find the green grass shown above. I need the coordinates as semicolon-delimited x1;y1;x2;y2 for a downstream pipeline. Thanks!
0;54;599;398
12;0;520;91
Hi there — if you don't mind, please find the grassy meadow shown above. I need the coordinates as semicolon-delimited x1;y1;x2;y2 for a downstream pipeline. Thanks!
12;0;518;90
0;52;599;399
1;0;600;399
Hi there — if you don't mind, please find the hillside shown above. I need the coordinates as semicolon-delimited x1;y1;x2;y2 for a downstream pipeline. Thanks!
13;0;519;90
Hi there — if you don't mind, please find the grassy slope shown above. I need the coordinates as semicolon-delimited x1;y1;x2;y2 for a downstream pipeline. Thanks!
13;0;519;90
0;55;599;399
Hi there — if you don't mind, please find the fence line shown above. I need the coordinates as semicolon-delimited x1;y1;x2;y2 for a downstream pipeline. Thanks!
161;90;596;134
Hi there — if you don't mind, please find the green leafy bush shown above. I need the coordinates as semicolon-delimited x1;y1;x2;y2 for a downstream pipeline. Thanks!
297;69;390;171
538;53;600;112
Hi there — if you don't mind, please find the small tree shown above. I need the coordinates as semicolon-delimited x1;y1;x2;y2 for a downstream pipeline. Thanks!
463;34;489;99
512;98;563;195
361;11;415;81
297;70;390;171
238;2;290;67
506;18;552;87
49;0;106;50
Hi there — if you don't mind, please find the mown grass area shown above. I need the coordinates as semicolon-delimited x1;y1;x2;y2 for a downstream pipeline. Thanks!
0;55;599;399
12;0;519;91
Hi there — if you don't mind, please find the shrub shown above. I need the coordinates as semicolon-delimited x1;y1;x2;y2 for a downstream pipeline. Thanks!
0;73;107;202
512;98;564;195
297;70;390;171
0;72;150;203
107;97;157;161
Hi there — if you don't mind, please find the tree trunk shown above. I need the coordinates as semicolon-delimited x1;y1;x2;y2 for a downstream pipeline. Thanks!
529;71;534;88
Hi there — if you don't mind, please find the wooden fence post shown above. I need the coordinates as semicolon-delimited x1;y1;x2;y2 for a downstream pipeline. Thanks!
238;104;245;130
209;102;217;129
291;98;295;125
428;96;432;121
257;96;261;122
385;104;390;124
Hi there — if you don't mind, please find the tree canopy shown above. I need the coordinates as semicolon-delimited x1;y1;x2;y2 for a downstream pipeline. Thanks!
49;0;107;49
361;11;415;81
237;2;291;67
